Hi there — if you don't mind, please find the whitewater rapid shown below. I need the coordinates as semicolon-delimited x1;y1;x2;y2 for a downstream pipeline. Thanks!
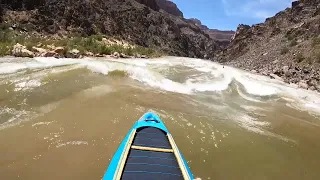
2;56;320;180
1;56;320;113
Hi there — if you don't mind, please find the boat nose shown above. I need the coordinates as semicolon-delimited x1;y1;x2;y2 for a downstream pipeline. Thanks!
144;112;160;123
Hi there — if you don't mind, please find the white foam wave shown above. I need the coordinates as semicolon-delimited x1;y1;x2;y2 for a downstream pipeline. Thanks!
56;141;88;148
0;107;38;130
2;57;320;114
14;79;41;91
32;121;54;127
0;63;27;74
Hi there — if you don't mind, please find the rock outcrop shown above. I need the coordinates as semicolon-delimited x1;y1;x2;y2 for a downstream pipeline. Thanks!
1;0;220;59
12;43;34;58
66;49;80;58
135;0;160;11
186;18;235;42
155;0;183;17
217;0;320;91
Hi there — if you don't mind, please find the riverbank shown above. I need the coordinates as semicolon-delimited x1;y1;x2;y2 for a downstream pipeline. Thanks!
0;26;164;59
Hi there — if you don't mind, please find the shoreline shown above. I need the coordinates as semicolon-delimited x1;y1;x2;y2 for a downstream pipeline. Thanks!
0;29;164;59
2;51;319;94
222;61;320;94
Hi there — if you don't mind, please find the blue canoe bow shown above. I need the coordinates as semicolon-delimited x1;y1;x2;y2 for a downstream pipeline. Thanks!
103;112;194;180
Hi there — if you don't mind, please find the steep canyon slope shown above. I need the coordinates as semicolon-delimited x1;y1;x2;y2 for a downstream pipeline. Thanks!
0;0;220;59
217;0;320;91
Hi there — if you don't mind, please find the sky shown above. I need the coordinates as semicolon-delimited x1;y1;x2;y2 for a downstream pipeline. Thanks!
171;0;295;31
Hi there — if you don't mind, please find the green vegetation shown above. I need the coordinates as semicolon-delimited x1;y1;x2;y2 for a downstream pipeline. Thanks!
296;53;305;63
0;23;163;58
280;47;289;55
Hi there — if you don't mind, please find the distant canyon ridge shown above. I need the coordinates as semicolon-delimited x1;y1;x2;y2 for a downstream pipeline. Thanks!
137;0;235;42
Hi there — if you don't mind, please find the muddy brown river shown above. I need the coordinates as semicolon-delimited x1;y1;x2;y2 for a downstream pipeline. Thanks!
0;57;320;180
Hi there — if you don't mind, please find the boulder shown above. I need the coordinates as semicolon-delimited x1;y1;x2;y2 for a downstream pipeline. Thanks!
46;45;55;50
103;54;112;58
309;86;316;91
12;43;35;58
270;73;284;81
54;47;65;54
32;46;47;54
32;47;47;57
66;49;80;58
42;51;58;57
282;66;289;75
112;52;120;58
261;70;269;76
298;80;309;89
308;79;318;86
140;55;148;59
120;53;129;58
85;52;94;56
95;54;104;57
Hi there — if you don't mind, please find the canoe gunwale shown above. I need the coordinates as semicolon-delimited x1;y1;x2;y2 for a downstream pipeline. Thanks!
114;129;136;180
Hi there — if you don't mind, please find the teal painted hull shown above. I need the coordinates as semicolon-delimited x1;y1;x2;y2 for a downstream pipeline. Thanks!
103;112;194;180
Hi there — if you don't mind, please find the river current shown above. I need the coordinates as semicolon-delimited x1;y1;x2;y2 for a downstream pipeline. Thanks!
0;57;320;179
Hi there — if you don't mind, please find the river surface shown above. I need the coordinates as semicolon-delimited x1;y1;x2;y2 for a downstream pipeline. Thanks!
0;56;320;180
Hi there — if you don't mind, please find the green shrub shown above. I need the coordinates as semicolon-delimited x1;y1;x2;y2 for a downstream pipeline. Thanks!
0;23;10;30
0;30;15;43
99;45;112;55
124;47;134;56
91;34;103;41
0;31;164;57
280;47;289;55
25;43;34;51
0;43;11;56
55;39;68;47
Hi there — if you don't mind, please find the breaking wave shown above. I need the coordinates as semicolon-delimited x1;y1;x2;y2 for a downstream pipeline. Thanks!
1;57;320;114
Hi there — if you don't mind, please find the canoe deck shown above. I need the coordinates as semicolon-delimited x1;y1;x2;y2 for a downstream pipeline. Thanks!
121;127;184;180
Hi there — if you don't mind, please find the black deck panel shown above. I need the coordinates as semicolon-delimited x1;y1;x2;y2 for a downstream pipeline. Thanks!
121;171;183;180
126;150;180;169
121;127;183;180
132;127;171;149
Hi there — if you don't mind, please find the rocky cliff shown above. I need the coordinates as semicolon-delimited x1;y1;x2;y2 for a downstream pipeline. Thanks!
0;0;220;59
135;0;160;11
156;0;183;17
217;0;320;91
186;18;235;42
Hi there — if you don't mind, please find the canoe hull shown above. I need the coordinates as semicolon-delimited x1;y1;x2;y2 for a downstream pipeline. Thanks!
103;112;194;180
